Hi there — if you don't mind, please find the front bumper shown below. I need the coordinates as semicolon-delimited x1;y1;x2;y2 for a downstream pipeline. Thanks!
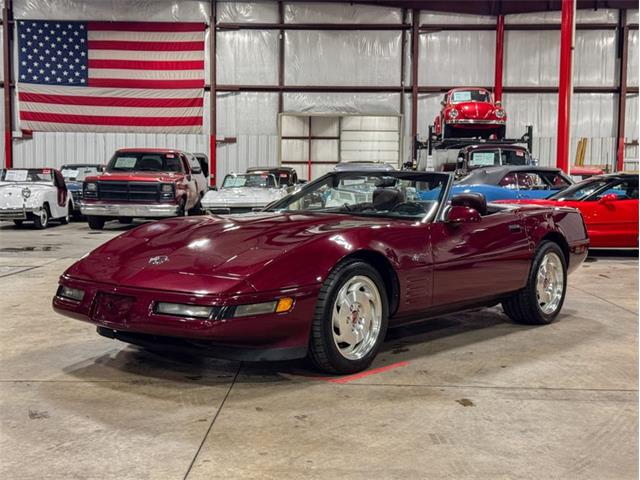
448;119;506;126
52;275;319;359
80;201;179;218
0;206;35;221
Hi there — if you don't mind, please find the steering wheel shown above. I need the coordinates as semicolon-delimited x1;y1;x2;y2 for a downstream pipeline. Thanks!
390;202;427;215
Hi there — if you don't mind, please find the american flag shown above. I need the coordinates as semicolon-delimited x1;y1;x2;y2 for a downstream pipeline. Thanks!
17;20;206;133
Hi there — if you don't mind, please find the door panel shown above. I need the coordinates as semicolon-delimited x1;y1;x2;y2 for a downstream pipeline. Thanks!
431;211;531;305
581;200;639;248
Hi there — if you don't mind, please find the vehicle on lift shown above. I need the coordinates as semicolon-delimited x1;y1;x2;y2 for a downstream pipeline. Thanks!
60;163;105;219
54;171;589;374
496;173;639;249
246;166;300;189
0;168;72;229
80;148;208;230
438;144;534;179
201;171;290;214
434;88;506;140
445;165;573;202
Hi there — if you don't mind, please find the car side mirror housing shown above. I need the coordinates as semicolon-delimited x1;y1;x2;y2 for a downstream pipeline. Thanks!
440;100;446;106
598;193;618;204
446;205;481;224
495;100;502;107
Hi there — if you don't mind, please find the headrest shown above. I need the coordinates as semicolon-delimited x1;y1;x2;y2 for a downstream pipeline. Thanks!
375;176;397;188
451;192;487;216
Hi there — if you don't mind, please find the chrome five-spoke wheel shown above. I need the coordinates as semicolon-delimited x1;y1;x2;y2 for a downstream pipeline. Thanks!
536;251;564;315
331;275;382;361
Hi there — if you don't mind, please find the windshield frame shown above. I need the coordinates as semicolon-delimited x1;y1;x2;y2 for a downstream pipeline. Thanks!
449;89;492;105
265;171;453;223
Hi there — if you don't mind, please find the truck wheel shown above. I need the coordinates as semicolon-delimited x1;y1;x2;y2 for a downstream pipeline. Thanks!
443;125;454;139
34;207;50;229
502;241;567;325
176;199;187;217
189;195;204;216
87;216;105;230
60;203;72;225
308;259;389;374
13;220;23;227
496;125;506;139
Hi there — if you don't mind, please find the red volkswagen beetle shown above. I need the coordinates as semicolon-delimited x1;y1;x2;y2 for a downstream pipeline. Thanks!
53;171;588;373
434;87;506;140
497;173;638;249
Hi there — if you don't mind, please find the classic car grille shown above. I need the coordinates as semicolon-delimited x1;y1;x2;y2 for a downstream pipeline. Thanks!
97;181;161;202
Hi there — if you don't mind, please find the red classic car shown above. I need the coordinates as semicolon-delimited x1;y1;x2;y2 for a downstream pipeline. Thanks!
496;173;638;249
53;171;589;374
81;148;209;230
434;88;506;140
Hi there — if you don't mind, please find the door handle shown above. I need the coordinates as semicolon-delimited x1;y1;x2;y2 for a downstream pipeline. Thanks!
508;224;522;233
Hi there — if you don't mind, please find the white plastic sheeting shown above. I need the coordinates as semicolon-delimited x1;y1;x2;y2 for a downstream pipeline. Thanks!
216;31;278;85
419;31;495;86
14;0;209;22
421;11;494;25
628;10;639;25
628;30;639;87
285;3;402;24
283;92;401;114
574;30;616;86
217;1;278;24
506;9;618;24
625;94;639;163
285;31;402;86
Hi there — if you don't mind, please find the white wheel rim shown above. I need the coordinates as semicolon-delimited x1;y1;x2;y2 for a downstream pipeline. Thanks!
536;252;564;315
331;275;382;361
40;210;48;226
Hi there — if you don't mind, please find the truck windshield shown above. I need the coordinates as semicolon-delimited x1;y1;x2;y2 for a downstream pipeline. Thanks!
61;166;101;181
107;153;184;173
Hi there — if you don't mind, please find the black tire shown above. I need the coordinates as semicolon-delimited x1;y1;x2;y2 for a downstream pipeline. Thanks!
502;241;567;325
496;125;506;139
443;125;455;140
308;259;389;374
189;194;204;216
176;199;187;217
87;216;105;230
118;216;133;224
13;220;23;227
59;203;72;225
33;206;50;229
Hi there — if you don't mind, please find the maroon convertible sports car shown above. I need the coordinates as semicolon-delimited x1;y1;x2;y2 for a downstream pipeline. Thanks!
53;171;589;373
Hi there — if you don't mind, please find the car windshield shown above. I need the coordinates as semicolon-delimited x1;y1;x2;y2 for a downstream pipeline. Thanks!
450;89;491;104
266;171;450;221
107;152;184;173
0;168;54;184
61;166;101;181
222;174;277;189
548;178;610;201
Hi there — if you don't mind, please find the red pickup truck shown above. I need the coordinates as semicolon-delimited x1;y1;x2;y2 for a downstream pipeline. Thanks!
81;148;208;230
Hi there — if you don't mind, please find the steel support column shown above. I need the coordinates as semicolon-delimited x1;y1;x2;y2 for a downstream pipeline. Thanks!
277;1;284;113
616;9;629;172
209;0;217;187
2;0;13;168
494;14;505;102
556;0;576;173
410;9;419;161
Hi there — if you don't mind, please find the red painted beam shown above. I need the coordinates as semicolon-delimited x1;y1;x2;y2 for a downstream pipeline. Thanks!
616;10;629;172
556;0;575;173
494;15;505;102
209;0;217;187
2;1;13;169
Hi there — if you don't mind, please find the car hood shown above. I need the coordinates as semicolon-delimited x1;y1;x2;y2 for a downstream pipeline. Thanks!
454;101;495;119
64;212;391;295
201;187;285;207
86;171;184;183
0;183;54;208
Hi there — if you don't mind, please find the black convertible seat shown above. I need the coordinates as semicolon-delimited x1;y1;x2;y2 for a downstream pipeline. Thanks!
451;192;487;216
373;188;405;210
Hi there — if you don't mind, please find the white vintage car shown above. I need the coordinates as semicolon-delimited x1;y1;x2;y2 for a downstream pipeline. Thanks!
202;172;290;214
0;168;72;229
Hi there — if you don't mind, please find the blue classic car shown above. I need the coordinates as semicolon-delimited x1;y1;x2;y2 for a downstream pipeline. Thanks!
60;164;104;217
417;166;573;202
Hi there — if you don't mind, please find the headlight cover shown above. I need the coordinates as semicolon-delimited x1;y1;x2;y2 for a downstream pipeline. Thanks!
495;109;505;118
21;187;31;199
449;109;459;119
156;302;215;319
85;182;97;191
58;285;85;301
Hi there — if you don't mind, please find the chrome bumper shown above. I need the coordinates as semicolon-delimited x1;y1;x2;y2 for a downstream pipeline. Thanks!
448;119;506;126
0;207;31;220
80;202;180;218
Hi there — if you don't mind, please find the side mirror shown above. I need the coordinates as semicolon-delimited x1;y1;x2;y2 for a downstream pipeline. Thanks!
440;100;446;107
598;193;618;204
446;205;481;225
495;100;502;107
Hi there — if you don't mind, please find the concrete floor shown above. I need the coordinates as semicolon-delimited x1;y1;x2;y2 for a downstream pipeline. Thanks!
0;220;637;480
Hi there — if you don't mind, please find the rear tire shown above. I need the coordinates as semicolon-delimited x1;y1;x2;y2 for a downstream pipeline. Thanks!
33;207;50;229
59;203;72;225
13;220;23;227
502;241;567;325
308;260;388;374
87;216;105;230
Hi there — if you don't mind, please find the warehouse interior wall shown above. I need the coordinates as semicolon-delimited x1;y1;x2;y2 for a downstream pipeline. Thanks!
3;1;639;183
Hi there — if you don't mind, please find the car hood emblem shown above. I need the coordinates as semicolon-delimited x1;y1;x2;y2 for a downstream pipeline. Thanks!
148;255;169;265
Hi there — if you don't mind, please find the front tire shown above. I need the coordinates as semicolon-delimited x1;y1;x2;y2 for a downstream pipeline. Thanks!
443;125;455;140
502;241;567;325
308;260;388;374
87;216;105;230
13;220;23;227
33;207;50;229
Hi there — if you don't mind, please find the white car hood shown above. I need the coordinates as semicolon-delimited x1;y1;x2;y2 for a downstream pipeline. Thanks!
201;187;286;208
0;183;54;209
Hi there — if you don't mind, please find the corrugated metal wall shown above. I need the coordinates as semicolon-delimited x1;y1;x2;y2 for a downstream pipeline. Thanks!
3;1;639;178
